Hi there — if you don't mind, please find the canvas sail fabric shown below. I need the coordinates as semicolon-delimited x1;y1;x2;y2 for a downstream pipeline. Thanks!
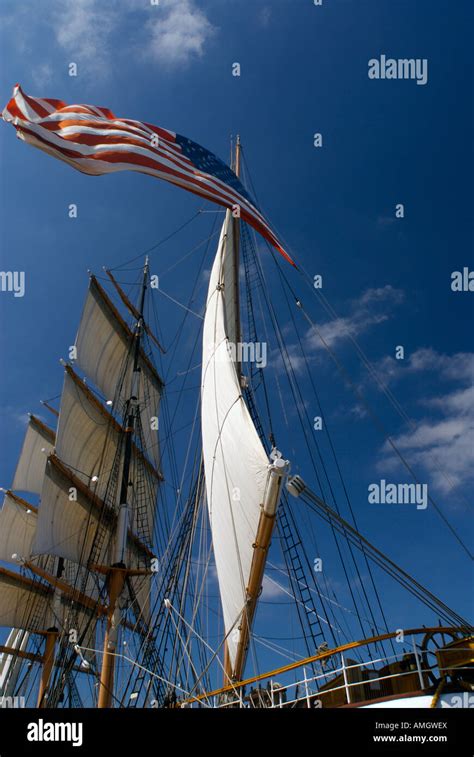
0;628;29;694
74;276;162;472
0;571;97;662
53;368;158;536
33;455;146;570
129;574;152;626
56;594;97;663
0;493;37;564
12;416;55;495
201;213;270;669
33;456;112;568
0;570;53;632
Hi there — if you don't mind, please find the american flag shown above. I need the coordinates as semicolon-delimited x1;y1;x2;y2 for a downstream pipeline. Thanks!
2;85;294;265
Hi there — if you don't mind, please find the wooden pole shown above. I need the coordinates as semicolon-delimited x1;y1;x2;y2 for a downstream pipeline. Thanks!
222;137;243;686
231;510;276;681
97;568;126;708
37;630;58;708
232;135;242;376
98;258;149;708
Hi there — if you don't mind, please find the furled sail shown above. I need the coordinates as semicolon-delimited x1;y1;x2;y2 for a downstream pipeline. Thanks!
12;415;55;495
74;276;162;471
201;211;271;670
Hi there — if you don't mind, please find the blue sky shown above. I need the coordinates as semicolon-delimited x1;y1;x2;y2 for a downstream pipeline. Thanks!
0;0;472;686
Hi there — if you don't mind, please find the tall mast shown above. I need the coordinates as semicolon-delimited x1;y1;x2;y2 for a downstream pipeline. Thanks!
219;141;290;684
232;135;242;378
97;257;149;709
221;138;243;686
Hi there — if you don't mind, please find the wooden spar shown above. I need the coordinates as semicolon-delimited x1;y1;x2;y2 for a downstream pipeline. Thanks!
97;567;125;708
184;626;466;705
232;135;242;376
104;268;165;354
230;459;287;681
231;509;276;681
3;490;38;514
29;414;56;444
223;136;243;685
40;400;59;418
37;629;58;707
23;561;107;615
0;645;40;663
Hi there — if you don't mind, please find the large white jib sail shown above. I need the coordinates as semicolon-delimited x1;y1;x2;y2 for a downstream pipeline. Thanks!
201;210;288;679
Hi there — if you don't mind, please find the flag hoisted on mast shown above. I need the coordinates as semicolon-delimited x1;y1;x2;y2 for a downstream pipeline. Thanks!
2;84;295;266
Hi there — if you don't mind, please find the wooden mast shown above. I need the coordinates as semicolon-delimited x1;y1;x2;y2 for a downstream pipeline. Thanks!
97;257;150;708
223;136;243;686
222;140;288;683
232;135;242;378
37;629;58;707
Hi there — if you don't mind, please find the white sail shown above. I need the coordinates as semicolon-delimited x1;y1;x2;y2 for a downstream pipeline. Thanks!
0;628;29;694
0;568;53;631
0;493;37;564
0;568;97;665
33;455;148;569
74;276;162;471
54;366;159;533
201;212;270;669
12;415;55;495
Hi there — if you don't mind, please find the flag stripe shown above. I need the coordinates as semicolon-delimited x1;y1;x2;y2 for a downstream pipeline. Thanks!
2;85;294;265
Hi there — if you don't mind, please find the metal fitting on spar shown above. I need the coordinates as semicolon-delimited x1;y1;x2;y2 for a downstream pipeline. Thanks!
262;457;290;517
286;474;306;498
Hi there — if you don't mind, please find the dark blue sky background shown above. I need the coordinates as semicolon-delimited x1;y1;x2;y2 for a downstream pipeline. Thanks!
0;0;472;682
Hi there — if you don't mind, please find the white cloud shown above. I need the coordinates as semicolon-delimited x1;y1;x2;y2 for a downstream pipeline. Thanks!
144;0;216;66
307;285;404;353
377;349;474;494
370;348;474;388
261;573;288;600
272;284;404;377
51;0;117;79
1;0;216;82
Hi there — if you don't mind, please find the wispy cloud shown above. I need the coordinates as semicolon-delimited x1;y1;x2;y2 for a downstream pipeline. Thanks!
31;63;54;89
307;285;404;353
51;0;117;79
376;349;474;494
369;347;474;388
261;573;288;600
1;0;216;83
0;406;30;430
144;0;216;66
270;285;404;377
258;7;272;28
